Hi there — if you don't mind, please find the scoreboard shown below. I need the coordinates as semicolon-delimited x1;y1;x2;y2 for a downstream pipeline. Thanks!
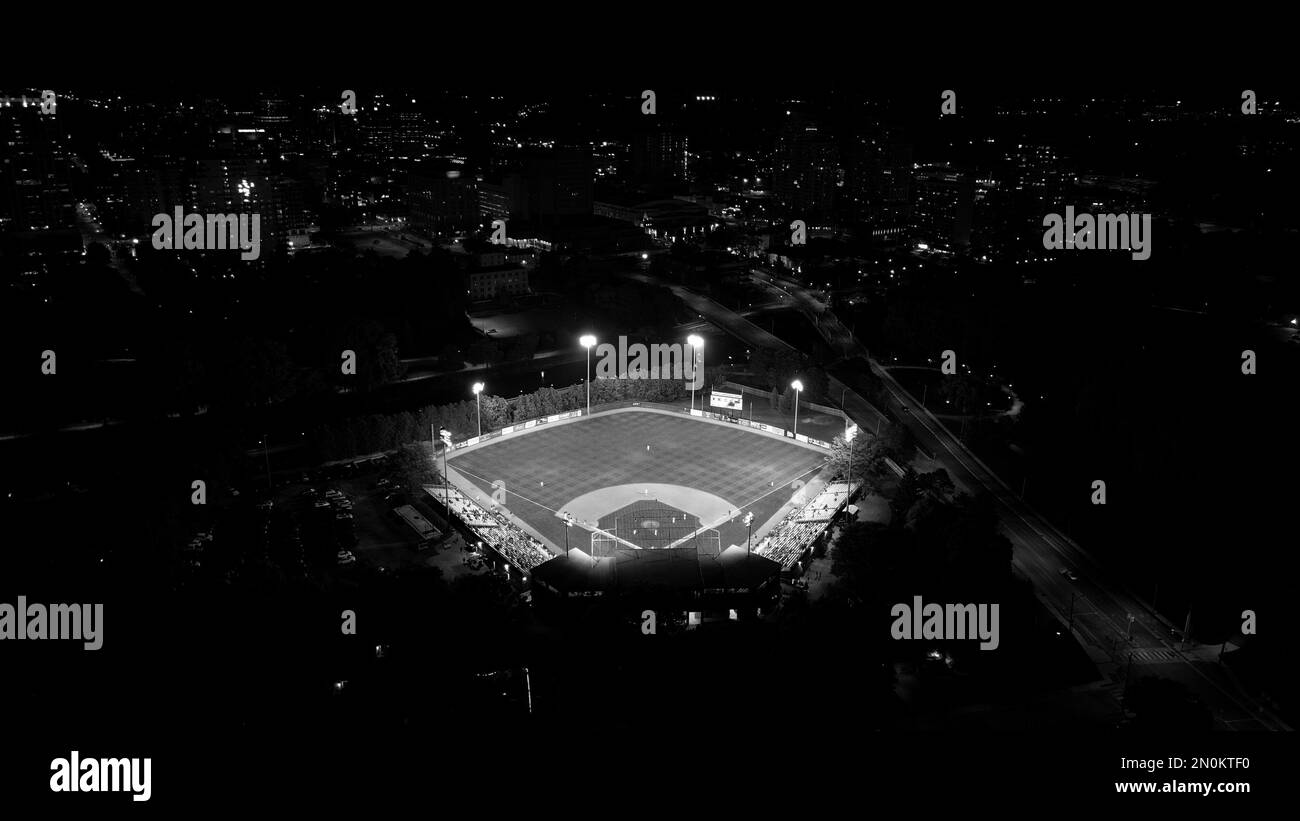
709;390;744;411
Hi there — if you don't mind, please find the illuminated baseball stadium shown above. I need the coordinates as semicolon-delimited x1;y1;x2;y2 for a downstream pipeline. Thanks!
430;404;852;618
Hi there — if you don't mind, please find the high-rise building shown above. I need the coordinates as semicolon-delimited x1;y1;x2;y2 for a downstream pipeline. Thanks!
0;95;77;233
408;162;478;241
774;114;839;224
523;145;593;221
631;127;689;190
844;126;913;228
92;151;158;236
0;94;81;275
911;166;975;252
486;146;594;225
1004;142;1069;200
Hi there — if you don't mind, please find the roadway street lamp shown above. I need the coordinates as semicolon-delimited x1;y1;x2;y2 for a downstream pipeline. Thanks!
791;379;803;439
472;382;485;437
580;335;597;416
687;335;704;412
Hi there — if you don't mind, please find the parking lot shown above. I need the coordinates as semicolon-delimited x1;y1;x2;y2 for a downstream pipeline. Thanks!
179;455;507;590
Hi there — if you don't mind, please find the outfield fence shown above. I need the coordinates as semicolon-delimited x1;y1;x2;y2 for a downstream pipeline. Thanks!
447;400;833;452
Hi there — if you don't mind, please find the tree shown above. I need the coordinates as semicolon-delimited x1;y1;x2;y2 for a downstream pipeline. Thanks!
778;385;795;417
228;336;297;408
479;395;511;432
827;434;877;489
394;411;417;445
339;319;404;391
900;490;1011;596
938;374;983;414
878;422;915;463
831;521;913;600
393;443;440;497
801;365;829;401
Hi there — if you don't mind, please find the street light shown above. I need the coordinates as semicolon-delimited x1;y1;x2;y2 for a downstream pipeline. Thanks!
579;335;597;416
687;334;704;412
472;382;484;436
791;379;803;439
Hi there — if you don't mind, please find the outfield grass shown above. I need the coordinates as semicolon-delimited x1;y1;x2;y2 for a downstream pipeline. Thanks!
446;410;827;553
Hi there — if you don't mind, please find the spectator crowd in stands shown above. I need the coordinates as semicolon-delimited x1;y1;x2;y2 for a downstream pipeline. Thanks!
756;482;852;570
433;485;554;571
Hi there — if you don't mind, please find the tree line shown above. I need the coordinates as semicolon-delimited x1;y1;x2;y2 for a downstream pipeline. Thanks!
308;377;693;462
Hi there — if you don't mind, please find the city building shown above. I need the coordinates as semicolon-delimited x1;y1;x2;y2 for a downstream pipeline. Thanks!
0;94;81;276
911;165;975;252
774;113;840;224
631;127;689;191
408;161;479;242
457;249;530;301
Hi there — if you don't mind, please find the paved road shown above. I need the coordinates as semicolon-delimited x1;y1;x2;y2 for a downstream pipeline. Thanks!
744;272;1288;731
659;264;1287;731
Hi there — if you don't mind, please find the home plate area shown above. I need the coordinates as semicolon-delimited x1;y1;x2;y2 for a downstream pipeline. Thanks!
564;483;731;557
600;500;704;550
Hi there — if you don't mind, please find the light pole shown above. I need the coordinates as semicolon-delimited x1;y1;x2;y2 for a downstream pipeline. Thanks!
472;382;484;437
435;426;451;506
842;387;848;438
845;419;856;494
791;379;803;439
687;334;704;412
261;434;272;493
564;512;573;557
580;335;597;416
743;511;754;556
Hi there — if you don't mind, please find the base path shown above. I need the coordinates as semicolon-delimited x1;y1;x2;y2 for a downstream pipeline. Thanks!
560;483;737;531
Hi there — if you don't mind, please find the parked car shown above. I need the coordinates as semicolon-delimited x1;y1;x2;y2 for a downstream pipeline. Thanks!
1059;567;1079;582
337;550;356;566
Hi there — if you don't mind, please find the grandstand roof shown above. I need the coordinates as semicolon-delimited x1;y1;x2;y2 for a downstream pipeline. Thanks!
532;543;779;598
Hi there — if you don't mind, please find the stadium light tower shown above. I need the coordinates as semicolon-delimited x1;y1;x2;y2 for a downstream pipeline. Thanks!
743;511;754;556
791;379;804;439
687;334;704;412
564;512;574;556
436;426;452;506
472;382;485;437
579;335;597;416
845;417;857;495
